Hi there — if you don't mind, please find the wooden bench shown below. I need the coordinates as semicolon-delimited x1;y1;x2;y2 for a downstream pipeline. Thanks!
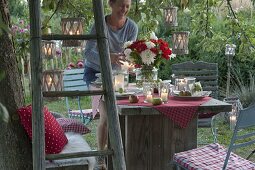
46;132;96;170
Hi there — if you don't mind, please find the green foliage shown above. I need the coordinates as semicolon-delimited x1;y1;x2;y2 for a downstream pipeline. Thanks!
11;18;30;64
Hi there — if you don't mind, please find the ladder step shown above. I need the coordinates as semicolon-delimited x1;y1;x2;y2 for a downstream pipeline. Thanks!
46;149;113;160
43;90;105;97
42;34;99;40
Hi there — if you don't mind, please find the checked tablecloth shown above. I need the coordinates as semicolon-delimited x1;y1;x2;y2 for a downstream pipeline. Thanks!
117;96;212;128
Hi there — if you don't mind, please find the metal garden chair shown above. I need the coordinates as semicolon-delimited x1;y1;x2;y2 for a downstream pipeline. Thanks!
173;103;255;170
63;68;99;125
172;61;219;143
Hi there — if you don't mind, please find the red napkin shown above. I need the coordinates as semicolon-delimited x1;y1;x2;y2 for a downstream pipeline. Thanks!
117;96;211;128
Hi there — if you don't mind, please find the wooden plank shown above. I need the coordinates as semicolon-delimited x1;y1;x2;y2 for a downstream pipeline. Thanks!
124;114;197;170
42;34;97;40
46;150;113;160
63;75;84;81
63;80;86;87
46;164;88;170
93;0;126;169
63;86;88;91
63;69;84;74
43;90;104;97
29;0;45;169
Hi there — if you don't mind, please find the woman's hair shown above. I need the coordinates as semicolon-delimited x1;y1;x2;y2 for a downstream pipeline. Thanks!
109;0;117;4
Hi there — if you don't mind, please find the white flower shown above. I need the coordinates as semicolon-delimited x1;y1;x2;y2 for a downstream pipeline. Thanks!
123;41;133;48
124;48;133;61
145;41;155;49
140;49;156;65
150;32;158;40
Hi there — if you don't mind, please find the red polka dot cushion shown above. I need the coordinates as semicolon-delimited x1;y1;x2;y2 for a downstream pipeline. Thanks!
56;118;91;135
17;105;68;154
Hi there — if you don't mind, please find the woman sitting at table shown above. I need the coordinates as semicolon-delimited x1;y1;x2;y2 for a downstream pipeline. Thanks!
83;0;138;168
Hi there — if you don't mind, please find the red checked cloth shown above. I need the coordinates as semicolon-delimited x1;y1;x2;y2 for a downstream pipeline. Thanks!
117;96;211;128
173;143;255;170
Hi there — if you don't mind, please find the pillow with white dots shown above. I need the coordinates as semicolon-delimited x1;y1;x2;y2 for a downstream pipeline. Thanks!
17;105;68;154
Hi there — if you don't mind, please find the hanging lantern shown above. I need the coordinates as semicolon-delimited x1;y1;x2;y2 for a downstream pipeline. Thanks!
172;31;189;55
164;6;178;27
42;41;56;59
61;18;84;47
225;44;236;58
42;70;63;92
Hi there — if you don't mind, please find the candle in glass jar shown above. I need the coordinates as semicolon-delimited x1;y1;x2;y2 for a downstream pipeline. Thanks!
115;74;124;91
178;79;186;91
161;89;168;102
229;114;237;130
146;91;153;103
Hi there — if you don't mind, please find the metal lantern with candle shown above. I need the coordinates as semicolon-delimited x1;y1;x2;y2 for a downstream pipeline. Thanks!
42;70;63;92
164;6;178;27
61;18;84;47
172;31;190;55
42;40;56;60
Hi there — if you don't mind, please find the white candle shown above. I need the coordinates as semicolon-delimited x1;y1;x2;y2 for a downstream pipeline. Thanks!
161;92;168;102
229;114;237;130
115;74;124;91
178;80;186;91
146;91;153;103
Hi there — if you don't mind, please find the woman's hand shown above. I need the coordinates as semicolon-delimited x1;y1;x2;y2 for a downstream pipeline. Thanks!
110;53;126;65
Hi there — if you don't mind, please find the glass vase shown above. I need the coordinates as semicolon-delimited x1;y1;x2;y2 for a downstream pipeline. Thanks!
135;66;158;87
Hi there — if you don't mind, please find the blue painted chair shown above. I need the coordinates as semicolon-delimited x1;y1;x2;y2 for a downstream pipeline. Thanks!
173;103;255;170
63;68;97;125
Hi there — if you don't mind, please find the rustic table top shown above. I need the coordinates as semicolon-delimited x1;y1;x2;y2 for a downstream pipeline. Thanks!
117;98;232;116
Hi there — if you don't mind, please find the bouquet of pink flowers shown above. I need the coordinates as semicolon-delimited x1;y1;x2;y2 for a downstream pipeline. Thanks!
123;32;172;69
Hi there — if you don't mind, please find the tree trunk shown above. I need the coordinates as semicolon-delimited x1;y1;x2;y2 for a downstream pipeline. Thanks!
0;0;33;169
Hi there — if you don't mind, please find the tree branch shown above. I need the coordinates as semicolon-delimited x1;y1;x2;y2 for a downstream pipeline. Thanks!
226;0;255;49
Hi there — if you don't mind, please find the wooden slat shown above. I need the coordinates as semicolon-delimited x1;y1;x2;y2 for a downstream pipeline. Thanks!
42;34;97;41
63;68;85;75
46;150;113;160
43;90;104;97
63;81;87;88
93;0;126;169
63;86;88;91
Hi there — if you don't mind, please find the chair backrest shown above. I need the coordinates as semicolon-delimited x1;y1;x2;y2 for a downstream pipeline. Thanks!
63;68;88;91
223;104;255;169
172;61;219;99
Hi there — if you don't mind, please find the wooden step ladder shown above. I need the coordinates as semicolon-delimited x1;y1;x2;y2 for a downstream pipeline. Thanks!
29;0;126;169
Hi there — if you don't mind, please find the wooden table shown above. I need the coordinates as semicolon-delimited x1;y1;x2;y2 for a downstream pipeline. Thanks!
117;98;232;170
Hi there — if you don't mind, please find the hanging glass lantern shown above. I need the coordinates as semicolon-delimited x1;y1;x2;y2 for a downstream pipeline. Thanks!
61;18;84;47
164;6;178;27
172;31;189;55
42;70;63;92
42;41;56;59
225;44;236;58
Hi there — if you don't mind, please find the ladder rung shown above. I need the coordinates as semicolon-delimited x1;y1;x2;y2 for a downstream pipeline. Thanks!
43;90;105;97
42;34;99;40
46;149;113;160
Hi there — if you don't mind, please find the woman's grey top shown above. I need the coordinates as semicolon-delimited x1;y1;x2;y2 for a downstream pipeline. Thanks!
84;16;138;71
